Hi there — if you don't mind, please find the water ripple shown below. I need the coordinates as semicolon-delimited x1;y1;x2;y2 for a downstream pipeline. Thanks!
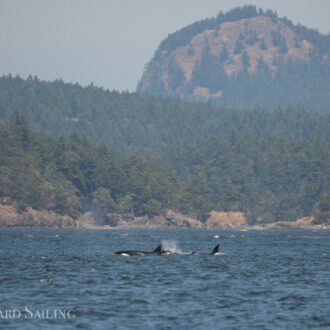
0;229;329;329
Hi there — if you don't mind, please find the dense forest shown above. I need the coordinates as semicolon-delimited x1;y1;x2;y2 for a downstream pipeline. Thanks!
0;67;329;223
1;75;329;157
0;116;179;223
163;135;330;222
0;107;329;223
138;6;330;113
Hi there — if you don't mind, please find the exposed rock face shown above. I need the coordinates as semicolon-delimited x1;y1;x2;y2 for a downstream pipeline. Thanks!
172;17;311;83
1;204;328;229
205;211;247;229
263;216;330;229
92;210;205;229
83;210;330;230
0;204;79;228
137;13;323;104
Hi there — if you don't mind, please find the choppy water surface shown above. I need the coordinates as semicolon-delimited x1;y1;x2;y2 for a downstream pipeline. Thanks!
0;229;329;329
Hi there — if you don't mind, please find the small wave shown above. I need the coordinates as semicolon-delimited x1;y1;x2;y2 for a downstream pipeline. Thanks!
214;235;219;239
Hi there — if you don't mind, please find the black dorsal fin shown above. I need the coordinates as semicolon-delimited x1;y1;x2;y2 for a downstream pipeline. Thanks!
211;244;220;254
153;244;162;253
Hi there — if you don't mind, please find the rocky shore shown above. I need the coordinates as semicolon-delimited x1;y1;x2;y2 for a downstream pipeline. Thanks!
80;209;330;230
0;203;329;230
0;204;80;229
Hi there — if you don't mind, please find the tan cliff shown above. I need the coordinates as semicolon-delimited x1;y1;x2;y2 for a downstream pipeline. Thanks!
137;15;319;102
0;204;328;230
174;17;312;82
80;209;330;230
0;204;80;229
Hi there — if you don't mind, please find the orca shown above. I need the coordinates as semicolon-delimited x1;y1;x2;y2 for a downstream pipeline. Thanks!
211;244;231;256
211;244;220;254
115;244;195;256
115;244;162;256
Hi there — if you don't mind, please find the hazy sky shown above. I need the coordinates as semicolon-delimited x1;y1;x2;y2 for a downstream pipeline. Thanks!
1;0;330;91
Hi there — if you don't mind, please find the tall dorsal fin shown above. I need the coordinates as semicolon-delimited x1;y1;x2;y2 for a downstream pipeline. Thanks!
211;244;220;254
153;244;162;253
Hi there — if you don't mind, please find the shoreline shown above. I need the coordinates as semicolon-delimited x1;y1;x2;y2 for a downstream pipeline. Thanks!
1;226;329;230
0;204;329;230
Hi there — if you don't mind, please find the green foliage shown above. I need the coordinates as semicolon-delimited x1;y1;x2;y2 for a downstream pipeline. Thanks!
279;38;288;54
312;193;330;223
152;5;330;59
0;77;329;223
168;56;186;91
191;43;228;93
164;135;330;222
205;58;329;112
260;38;267;51
271;29;282;46
241;51;250;69
234;40;244;54
219;46;229;63
0;75;329;157
155;6;264;57
0;76;330;159
245;28;258;45
0;120;179;221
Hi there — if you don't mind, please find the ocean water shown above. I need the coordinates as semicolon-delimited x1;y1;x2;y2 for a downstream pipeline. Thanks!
0;229;329;329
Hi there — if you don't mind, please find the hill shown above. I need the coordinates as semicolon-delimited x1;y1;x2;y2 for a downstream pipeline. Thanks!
137;6;330;113
162;134;330;222
0;76;329;223
0;75;329;157
0;117;178;222
0;117;328;224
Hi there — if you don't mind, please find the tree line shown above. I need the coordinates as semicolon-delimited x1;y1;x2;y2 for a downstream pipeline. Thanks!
0;75;329;158
0;114;329;223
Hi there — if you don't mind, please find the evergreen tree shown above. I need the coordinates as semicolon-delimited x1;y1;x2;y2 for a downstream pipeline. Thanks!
234;40;244;54
260;38;267;51
219;45;229;63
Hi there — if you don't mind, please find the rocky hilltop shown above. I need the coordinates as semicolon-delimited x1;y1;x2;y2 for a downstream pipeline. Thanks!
137;6;330;111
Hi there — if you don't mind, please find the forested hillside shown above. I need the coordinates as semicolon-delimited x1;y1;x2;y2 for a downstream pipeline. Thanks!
0;75;329;223
163;135;330;222
0;114;329;223
138;6;330;113
0;75;329;156
0;117;178;222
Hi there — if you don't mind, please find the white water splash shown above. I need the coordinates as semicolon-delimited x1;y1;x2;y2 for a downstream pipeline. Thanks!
161;240;182;253
40;278;49;282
